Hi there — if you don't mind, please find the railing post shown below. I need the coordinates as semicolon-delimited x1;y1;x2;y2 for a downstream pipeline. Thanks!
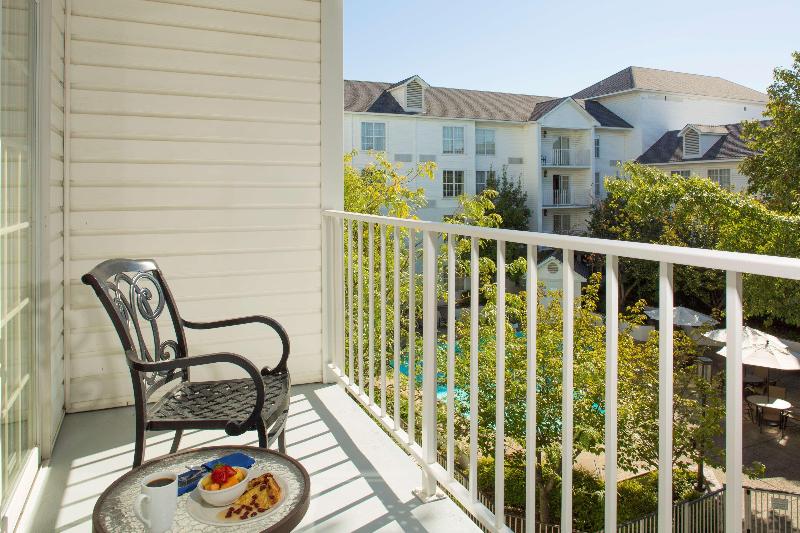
446;234;456;477
658;261;674;533
496;240;506;531
561;249;575;533
334;218;345;373
469;236;479;501
418;229;439;500
605;255;619;532
725;271;744;533
526;244;537;530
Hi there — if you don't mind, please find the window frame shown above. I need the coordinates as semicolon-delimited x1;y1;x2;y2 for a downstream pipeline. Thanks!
671;170;691;178
594;172;601;197
442;170;465;198
475;128;496;156
594;138;600;158
360;121;386;151
708;168;731;188
443;126;465;155
553;213;571;234
475;170;496;194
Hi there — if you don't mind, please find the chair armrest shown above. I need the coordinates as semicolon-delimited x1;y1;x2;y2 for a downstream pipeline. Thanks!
182;315;290;375
126;351;265;436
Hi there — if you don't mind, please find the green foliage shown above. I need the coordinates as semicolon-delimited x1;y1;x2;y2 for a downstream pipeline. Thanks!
589;162;800;326
448;269;724;524
740;51;800;214
616;470;701;525
486;165;532;232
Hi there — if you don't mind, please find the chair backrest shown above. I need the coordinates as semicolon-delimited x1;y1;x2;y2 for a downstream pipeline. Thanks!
82;259;188;398
768;386;787;399
762;406;784;422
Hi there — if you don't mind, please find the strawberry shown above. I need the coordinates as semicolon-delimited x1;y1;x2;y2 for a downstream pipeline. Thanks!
211;464;231;484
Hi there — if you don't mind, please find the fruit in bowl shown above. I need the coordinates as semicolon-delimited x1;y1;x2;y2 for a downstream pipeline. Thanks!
198;464;252;506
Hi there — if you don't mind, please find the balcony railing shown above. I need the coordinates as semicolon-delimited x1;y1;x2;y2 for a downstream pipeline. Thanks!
544;148;591;167
320;209;800;533
552;187;572;206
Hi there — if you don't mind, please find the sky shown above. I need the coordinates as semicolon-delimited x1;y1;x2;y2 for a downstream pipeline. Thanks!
344;0;800;97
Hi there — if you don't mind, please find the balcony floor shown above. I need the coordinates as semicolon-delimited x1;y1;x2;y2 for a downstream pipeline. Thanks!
20;383;479;533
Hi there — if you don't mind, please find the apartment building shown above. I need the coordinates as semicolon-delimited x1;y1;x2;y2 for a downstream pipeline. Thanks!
636;121;771;191
343;68;767;233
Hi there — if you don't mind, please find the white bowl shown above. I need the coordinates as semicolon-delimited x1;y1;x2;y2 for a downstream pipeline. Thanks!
197;467;253;507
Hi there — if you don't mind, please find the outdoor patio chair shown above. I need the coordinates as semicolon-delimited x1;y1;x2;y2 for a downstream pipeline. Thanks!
768;385;787;399
82;259;291;467
759;406;786;437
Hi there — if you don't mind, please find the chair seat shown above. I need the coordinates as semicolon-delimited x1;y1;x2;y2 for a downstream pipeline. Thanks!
148;371;290;431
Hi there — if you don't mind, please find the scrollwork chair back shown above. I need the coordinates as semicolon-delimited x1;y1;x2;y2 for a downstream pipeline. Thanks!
82;259;189;400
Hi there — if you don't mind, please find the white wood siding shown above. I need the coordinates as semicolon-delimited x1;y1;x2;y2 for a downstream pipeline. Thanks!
65;0;323;412
50;0;67;440
655;161;749;191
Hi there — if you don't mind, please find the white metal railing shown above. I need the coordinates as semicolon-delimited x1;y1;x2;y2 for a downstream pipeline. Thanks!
547;148;591;167
551;187;573;206
320;209;800;533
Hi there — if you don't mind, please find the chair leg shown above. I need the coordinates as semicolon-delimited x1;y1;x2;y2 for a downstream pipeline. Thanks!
170;429;183;454
278;429;286;454
133;418;146;468
257;420;267;448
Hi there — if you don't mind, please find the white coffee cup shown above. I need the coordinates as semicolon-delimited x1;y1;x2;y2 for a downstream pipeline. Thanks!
134;471;177;533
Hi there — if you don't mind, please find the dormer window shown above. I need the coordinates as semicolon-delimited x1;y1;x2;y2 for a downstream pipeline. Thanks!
406;80;423;111
683;129;700;159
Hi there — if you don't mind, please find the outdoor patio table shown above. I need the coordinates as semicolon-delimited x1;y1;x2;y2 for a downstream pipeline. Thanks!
747;395;792;411
92;445;310;533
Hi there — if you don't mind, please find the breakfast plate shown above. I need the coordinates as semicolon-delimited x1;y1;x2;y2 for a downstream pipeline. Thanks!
186;472;287;527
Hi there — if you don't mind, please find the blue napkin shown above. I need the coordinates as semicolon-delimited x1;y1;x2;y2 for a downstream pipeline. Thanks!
177;452;255;496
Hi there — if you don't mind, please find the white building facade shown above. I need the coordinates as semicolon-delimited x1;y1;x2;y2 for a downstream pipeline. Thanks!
344;68;767;233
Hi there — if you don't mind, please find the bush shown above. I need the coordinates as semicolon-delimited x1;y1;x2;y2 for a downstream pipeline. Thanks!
475;457;703;531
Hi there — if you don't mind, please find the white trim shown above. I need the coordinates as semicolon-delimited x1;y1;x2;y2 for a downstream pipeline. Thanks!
63;0;73;411
323;210;800;280
320;0;344;383
646;158;745;166
536;97;601;127
0;449;40;533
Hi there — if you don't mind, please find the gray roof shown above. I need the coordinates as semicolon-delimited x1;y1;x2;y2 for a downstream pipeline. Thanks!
636;120;770;164
572;66;767;103
344;80;632;127
687;124;729;135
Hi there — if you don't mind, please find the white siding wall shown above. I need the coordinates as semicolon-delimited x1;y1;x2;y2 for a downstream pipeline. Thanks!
65;0;324;412
598;90;766;160
344;113;540;227
49;0;67;442
595;129;630;191
654;161;749;191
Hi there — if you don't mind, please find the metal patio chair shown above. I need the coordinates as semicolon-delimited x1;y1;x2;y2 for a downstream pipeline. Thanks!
82;259;291;467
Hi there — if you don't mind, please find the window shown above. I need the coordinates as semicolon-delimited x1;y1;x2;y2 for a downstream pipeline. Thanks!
475;170;495;194
708;168;731;188
443;126;465;154
594;172;601;197
670;170;691;178
476;129;495;155
443;170;465;197
361;122;385;151
553;214;571;234
594;138;600;158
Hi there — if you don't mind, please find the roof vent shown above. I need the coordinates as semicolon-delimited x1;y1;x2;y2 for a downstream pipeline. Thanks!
406;80;424;111
683;129;700;158
547;262;559;274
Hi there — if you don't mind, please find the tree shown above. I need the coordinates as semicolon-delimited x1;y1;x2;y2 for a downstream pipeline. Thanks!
589;162;800;326
446;271;724;527
740;51;800;215
486;166;532;264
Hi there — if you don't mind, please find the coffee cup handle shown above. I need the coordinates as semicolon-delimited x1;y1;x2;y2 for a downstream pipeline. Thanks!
134;494;151;529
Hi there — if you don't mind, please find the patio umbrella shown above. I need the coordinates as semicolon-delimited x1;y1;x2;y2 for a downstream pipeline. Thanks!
714;332;800;401
703;326;790;350
644;306;718;327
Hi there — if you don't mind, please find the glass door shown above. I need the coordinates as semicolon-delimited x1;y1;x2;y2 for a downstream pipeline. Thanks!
1;0;36;511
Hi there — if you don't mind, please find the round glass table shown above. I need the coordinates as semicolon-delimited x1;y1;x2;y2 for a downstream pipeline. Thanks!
92;446;309;533
747;395;792;410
